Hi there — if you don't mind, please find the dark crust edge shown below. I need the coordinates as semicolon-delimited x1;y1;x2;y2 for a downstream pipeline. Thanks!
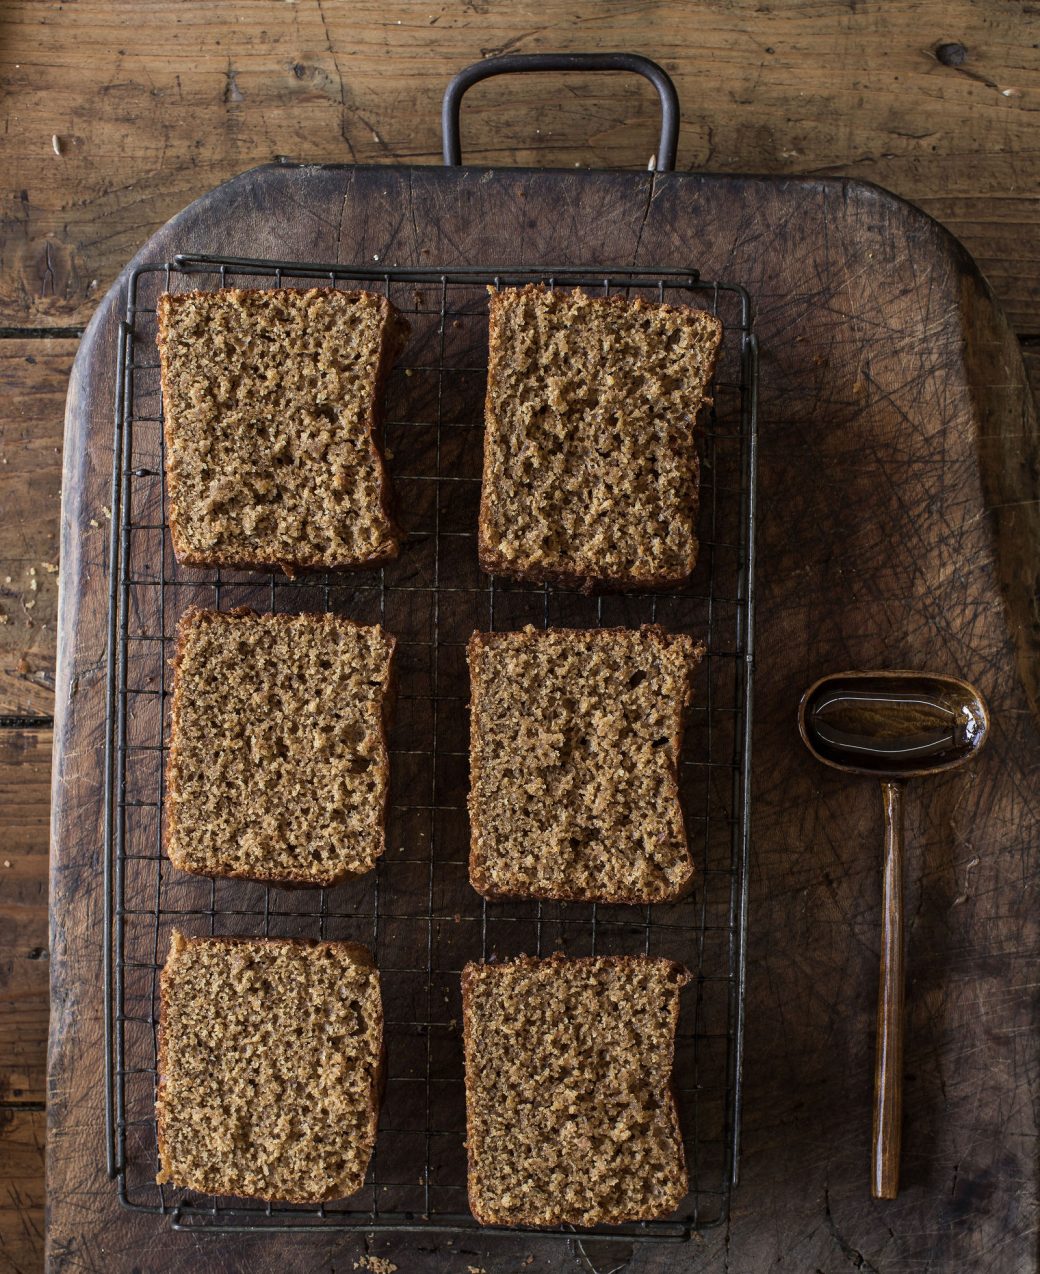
477;285;722;591
156;931;384;1205
467;625;704;905
156;287;410;578
163;605;396;888
460;953;691;1228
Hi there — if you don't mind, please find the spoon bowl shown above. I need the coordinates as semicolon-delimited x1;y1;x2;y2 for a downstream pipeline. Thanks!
799;670;989;779
798;669;989;1200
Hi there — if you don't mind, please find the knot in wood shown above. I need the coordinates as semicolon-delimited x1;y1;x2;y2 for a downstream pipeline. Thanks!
935;42;968;67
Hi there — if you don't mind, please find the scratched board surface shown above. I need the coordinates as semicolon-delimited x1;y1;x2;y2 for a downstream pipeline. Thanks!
50;165;1039;1272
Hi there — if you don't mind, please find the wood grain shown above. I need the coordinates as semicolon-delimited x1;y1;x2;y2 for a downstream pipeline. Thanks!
1;1;1038;330
0;1109;45;1274
0;341;74;719
0;724;48;1274
0;728;50;1111
0;338;67;1274
1024;347;1040;405
46;162;1040;1272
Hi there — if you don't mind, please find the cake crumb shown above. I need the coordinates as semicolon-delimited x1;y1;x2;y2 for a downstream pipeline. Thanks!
463;955;690;1227
353;1258;398;1274
480;285;722;588
157;287;409;571
167;609;394;885
468;626;702;903
158;934;381;1201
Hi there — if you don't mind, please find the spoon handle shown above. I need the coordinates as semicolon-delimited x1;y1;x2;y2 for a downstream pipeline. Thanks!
873;779;905;1199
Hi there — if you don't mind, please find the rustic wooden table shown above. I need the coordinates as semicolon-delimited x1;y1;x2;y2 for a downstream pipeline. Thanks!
2;4;1038;1271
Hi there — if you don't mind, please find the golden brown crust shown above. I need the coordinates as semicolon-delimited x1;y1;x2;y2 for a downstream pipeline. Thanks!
478;285;722;591
156;932;383;1204
461;954;690;1228
157;287;409;576
467;624;703;905
164;606;395;887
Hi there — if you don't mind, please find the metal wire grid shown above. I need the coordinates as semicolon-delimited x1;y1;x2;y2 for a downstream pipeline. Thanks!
103;253;758;1240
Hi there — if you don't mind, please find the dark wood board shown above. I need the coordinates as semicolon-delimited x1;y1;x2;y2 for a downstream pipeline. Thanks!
49;164;1040;1272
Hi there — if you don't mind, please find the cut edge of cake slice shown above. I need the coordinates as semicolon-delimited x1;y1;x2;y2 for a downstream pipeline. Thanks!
157;286;409;577
461;953;691;1228
478;284;723;591
164;606;395;888
467;624;704;905
156;931;384;1204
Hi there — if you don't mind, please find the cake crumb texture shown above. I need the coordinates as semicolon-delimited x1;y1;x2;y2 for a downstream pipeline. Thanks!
468;624;703;903
157;286;409;572
166;607;394;886
462;955;690;1228
157;933;382;1203
479;285;722;588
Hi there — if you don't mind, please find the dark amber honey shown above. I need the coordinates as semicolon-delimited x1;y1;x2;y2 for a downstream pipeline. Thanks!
800;673;988;776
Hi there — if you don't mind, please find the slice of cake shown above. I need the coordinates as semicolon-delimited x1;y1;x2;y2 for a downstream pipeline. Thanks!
478;285;723;589
462;955;690;1228
157;287;409;574
468;625;704;904
157;933;382;1203
166;607;394;886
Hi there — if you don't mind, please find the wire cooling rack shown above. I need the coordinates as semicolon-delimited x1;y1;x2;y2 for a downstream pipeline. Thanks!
103;253;758;1240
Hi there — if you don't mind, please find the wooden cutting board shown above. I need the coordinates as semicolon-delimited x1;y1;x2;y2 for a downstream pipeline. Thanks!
49;164;1040;1272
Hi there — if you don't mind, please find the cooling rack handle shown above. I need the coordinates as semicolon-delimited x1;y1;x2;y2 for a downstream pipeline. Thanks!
441;52;679;171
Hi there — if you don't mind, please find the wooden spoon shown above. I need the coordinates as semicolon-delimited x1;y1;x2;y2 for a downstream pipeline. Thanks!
798;670;989;1200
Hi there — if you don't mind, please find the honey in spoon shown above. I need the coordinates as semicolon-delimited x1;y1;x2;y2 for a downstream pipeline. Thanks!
801;673;988;777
